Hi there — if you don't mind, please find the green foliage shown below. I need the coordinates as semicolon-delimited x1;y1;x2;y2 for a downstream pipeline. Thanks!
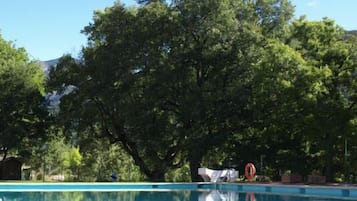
62;147;82;180
44;0;356;182
0;34;47;159
3;0;355;183
78;134;144;182
165;164;191;182
288;17;356;181
63;147;82;170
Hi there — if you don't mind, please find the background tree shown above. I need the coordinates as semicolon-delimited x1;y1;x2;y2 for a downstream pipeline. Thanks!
288;17;356;181
63;147;82;180
247;39;313;176
344;30;357;182
0;34;48;160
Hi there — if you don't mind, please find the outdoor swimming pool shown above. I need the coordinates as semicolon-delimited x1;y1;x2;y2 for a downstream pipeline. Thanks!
0;190;355;201
0;183;355;201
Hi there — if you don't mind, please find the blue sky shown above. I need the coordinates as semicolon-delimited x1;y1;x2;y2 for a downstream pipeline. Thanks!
291;0;357;30
0;0;356;61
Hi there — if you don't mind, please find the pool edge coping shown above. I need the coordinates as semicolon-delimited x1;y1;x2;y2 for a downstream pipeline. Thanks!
0;182;355;198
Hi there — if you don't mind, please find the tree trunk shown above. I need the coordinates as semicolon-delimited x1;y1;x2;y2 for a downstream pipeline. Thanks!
2;148;7;161
325;144;334;182
324;134;334;182
189;157;202;182
119;140;170;182
147;169;166;182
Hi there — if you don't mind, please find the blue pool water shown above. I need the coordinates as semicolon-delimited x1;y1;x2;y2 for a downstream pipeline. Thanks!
0;190;355;201
0;183;355;201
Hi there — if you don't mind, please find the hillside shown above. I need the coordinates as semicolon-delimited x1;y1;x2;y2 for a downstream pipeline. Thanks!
38;58;60;76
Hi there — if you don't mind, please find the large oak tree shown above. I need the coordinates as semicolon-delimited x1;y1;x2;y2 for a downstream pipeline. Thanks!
47;0;356;182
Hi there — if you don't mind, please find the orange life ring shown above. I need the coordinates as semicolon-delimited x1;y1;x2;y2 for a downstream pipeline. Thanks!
245;163;256;180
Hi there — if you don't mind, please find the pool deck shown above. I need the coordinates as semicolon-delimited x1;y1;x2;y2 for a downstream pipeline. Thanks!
0;182;355;199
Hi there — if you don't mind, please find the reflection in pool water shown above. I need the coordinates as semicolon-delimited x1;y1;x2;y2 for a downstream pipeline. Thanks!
199;190;238;201
0;190;351;201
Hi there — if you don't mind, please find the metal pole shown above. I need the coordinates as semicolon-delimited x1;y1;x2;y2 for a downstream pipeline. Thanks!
40;144;48;182
260;155;265;175
43;154;45;182
344;139;349;183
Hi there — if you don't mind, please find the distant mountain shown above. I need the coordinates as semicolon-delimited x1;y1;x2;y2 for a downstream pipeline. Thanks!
38;58;72;113
38;58;60;77
345;30;357;39
346;30;357;35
